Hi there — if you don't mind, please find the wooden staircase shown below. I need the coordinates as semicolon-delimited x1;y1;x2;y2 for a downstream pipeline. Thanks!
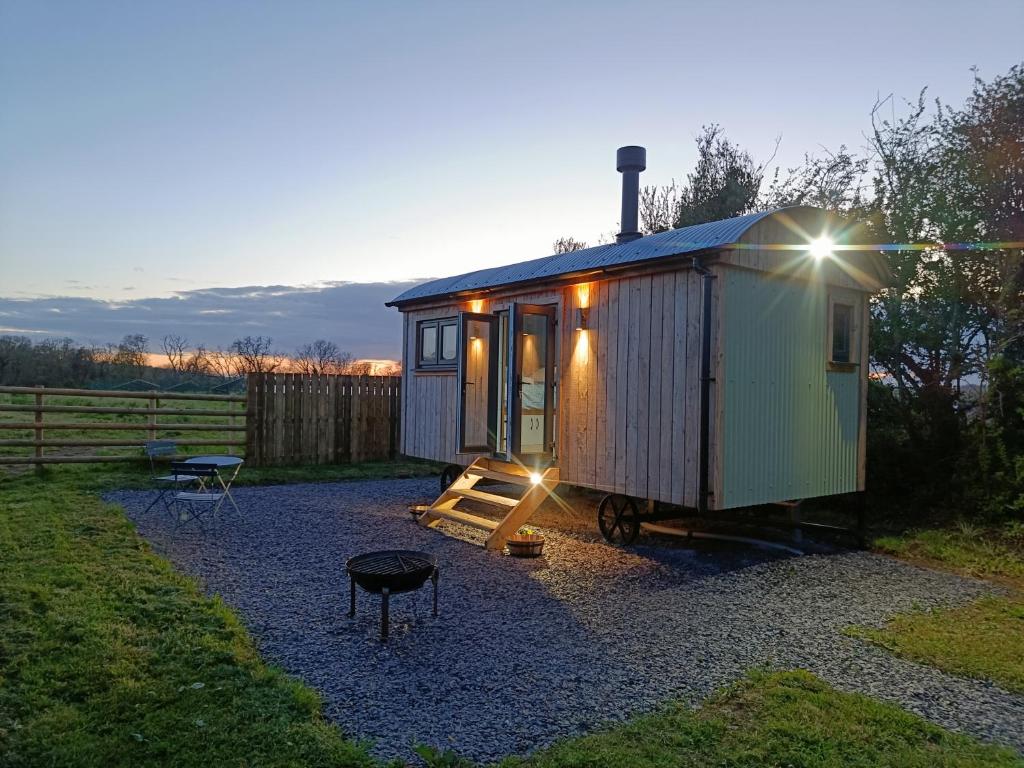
418;457;559;550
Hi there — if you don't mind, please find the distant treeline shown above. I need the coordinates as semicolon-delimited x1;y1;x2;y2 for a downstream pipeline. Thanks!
0;334;157;389
0;334;398;390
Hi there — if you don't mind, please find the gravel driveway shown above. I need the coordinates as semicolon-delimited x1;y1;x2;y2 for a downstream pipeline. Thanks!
110;478;1024;763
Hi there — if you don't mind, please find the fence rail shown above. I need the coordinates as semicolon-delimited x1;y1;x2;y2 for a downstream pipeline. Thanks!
245;373;401;467
0;385;243;402
0;385;245;465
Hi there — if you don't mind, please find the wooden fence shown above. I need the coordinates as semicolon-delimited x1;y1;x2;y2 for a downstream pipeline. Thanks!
0;375;402;468
244;373;401;467
0;385;246;465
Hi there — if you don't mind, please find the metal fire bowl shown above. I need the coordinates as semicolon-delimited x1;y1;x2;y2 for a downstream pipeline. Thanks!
346;550;437;594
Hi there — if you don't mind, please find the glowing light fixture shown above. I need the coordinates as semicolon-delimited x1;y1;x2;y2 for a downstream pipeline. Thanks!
574;307;589;331
529;472;542;485
808;236;834;260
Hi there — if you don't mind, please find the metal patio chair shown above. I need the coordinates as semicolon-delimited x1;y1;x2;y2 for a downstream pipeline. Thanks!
143;440;198;514
167;462;226;528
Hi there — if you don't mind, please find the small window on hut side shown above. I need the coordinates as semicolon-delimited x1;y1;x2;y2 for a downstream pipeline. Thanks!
416;318;458;370
828;298;857;370
440;322;457;363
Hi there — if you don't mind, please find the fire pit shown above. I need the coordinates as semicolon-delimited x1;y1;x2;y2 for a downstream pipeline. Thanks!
346;550;438;641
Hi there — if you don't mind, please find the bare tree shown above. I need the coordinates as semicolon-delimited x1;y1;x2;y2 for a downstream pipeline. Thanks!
113;334;148;373
161;334;189;372
293;339;354;375
206;347;237;380
183;345;213;376
345;360;374;375
552;236;588;254
229;335;282;375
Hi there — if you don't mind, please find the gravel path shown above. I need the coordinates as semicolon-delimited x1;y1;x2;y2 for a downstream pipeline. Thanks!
110;478;1024;763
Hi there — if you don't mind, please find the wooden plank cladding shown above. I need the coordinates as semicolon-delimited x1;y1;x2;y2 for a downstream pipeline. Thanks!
245;373;400;467
399;272;705;508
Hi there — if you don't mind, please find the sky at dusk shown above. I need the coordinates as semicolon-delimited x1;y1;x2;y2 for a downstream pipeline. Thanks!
1;0;1022;359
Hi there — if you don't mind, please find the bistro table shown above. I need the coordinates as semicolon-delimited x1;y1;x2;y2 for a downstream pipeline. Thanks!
185;455;244;514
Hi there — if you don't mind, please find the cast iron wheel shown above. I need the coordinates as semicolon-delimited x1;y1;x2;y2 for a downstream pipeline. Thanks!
597;494;640;545
439;464;463;493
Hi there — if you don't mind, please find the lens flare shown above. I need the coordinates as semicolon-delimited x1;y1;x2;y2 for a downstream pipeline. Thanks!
529;472;542;485
809;236;833;260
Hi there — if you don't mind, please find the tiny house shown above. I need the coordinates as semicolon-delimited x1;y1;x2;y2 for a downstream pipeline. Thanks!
386;147;888;549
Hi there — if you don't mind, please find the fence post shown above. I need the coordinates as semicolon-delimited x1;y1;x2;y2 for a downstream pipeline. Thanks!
34;385;44;469
148;396;158;444
245;373;257;466
227;399;236;456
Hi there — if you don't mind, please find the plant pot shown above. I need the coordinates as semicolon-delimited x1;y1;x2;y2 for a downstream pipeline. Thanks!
506;533;545;558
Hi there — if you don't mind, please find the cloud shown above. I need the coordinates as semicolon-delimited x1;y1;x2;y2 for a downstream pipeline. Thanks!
0;280;426;359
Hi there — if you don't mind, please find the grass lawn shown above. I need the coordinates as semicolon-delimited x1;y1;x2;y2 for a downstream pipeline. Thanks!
500;670;1022;768
2;464;1021;766
847;596;1024;694
873;524;1024;586
850;523;1024;696
0;463;433;767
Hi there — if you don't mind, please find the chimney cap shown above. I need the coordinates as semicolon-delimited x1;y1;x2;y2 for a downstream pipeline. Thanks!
616;145;646;173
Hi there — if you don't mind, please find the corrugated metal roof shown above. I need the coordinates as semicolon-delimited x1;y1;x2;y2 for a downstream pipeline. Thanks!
387;208;782;306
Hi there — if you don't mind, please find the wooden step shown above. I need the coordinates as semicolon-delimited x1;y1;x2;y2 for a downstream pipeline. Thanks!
455;487;520;507
484;465;560;551
483;460;536;479
465;467;535;486
428;508;499;531
419;457;559;551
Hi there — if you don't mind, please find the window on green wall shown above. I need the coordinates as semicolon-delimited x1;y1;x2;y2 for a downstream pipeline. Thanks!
828;296;857;368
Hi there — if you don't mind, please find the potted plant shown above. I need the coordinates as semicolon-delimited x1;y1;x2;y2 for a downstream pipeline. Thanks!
506;526;545;557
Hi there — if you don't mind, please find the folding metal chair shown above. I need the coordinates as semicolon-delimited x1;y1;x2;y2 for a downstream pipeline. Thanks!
168;462;227;528
143;441;198;514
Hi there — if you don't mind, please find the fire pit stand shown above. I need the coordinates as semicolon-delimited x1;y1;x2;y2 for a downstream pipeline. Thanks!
346;550;438;641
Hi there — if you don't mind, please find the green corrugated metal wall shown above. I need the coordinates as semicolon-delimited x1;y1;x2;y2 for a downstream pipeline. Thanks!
720;267;860;508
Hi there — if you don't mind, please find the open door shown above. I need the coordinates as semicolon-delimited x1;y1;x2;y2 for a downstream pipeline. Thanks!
509;303;556;464
456;312;499;453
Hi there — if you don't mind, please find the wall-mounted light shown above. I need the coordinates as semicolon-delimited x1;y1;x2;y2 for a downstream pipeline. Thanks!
574;307;589;331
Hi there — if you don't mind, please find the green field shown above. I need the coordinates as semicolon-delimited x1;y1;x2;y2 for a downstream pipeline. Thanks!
500;670;1021;768
0;391;244;462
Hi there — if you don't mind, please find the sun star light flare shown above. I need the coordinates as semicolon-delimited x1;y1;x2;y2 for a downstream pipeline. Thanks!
808;236;834;260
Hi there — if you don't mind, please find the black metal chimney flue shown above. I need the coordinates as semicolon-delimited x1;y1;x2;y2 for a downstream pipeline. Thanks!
616;145;646;244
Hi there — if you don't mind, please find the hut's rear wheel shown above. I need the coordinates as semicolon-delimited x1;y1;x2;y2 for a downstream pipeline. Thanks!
439;464;463;493
597;494;640;545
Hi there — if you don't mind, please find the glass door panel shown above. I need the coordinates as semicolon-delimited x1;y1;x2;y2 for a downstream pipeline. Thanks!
510;303;556;462
494;311;509;457
457;312;499;453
